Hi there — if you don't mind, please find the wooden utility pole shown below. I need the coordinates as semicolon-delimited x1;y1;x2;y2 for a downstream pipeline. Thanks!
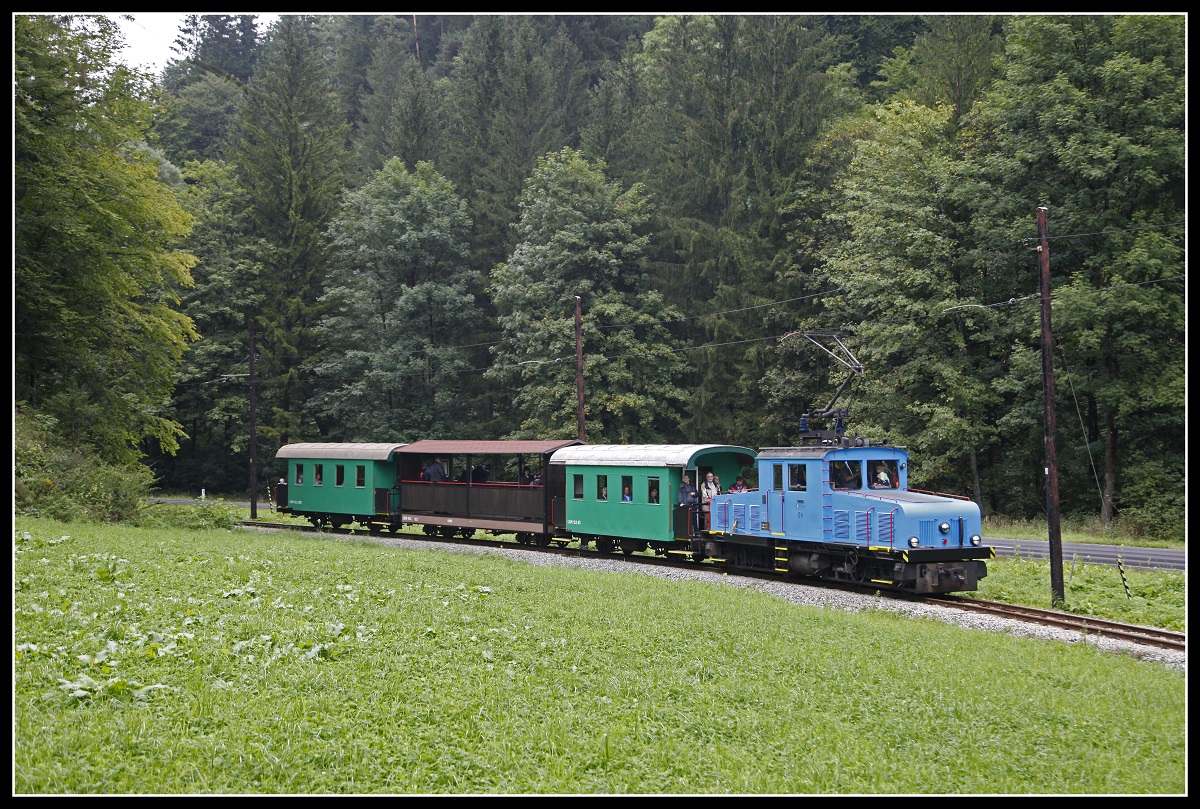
1038;207;1064;605
575;295;584;442
248;314;258;520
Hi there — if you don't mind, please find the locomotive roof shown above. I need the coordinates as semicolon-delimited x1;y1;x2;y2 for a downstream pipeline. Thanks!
400;439;582;456
756;445;907;459
275;442;408;460
549;444;756;468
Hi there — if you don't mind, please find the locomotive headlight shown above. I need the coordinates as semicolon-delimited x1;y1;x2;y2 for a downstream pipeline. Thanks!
970;534;982;546
938;521;951;534
908;536;920;548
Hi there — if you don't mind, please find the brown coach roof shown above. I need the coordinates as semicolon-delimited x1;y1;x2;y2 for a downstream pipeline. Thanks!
399;439;582;457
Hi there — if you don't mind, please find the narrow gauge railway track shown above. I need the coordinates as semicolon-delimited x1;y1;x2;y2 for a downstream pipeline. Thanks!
926;595;1186;652
243;520;1185;654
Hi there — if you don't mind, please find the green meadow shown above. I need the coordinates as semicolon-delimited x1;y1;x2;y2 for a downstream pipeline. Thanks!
13;516;1185;795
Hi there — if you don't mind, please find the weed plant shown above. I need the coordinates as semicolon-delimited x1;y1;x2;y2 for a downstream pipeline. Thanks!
13;516;1184;795
973;555;1185;632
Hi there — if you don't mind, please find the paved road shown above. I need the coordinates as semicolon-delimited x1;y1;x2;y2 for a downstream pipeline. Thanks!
150;500;1185;572
987;536;1184;572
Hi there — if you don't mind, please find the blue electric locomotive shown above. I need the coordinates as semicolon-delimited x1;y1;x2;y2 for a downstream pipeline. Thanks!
704;444;990;594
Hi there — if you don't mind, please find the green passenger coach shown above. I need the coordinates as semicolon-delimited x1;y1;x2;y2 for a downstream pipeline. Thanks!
549;444;757;555
275;443;407;529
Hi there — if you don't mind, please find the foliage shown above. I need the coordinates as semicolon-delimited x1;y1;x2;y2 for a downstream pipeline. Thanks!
13;518;1185;794
15;408;154;523
15;14;199;464
225;14;352;449
956;15;1185;526
154;72;244;164
17;14;1183;536
355;18;445;175
488;148;688;441
873;15;1003;123
312;160;481;440
814;100;1003;501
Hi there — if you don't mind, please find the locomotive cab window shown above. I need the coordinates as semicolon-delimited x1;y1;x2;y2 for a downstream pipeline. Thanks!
771;464;783;492
356;465;366;488
597;475;608;501
336;465;346;487
314;464;323;486
295;465;304;486
869;460;899;489
787;463;807;492
830;460;861;490
648;477;660;505
573;474;584;500
621;476;633;502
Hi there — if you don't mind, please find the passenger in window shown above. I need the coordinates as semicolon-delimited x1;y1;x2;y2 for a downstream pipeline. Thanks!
622;487;633;502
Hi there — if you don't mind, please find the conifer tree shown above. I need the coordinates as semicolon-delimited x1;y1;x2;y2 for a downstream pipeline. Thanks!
225;15;351;448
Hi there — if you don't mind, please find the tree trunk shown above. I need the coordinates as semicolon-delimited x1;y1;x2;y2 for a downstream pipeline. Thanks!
1101;408;1117;525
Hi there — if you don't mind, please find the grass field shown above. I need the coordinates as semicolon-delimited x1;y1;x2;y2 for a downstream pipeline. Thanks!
13;516;1185;795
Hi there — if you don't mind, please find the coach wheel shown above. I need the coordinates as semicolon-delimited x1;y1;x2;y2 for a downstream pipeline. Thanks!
458;528;475;539
308;516;323;529
439;526;457;538
620;539;647;556
554;541;568;548
596;537;614;554
535;534;551;547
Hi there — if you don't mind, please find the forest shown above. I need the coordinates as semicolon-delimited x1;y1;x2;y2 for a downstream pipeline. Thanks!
13;14;1185;539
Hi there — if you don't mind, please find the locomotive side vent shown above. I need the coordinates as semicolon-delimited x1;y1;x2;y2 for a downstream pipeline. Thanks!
833;510;850;540
854;511;870;542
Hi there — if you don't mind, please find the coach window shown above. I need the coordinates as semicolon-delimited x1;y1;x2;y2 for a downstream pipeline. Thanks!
314;464;323;486
573;474;584;499
648;477;660;505
295;465;304;486
336;465;346;487
621;475;633;502
597;475;608;501
771;464;783;492
788;463;807;492
356;465;366;488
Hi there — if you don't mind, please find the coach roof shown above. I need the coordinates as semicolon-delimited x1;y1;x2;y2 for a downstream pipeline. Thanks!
400;439;581;456
275;443;407;461
549;444;756;468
